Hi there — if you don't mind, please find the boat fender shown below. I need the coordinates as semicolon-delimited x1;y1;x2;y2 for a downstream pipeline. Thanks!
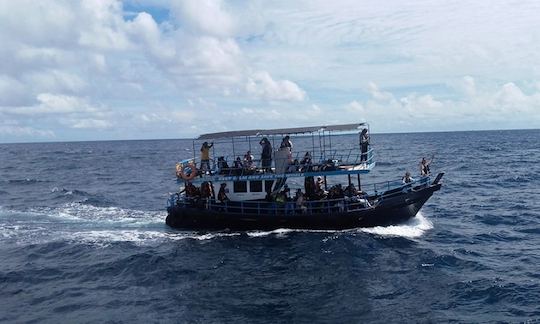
176;162;198;181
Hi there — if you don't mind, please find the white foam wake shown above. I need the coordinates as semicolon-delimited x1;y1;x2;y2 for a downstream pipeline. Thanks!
66;230;242;246
27;203;165;226
245;213;433;239
246;227;358;238
359;211;433;238
1;204;433;246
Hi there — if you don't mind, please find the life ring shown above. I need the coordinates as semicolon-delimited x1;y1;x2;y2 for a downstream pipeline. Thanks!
176;162;197;181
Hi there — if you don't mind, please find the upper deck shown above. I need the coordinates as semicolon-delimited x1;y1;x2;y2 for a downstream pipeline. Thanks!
175;123;375;184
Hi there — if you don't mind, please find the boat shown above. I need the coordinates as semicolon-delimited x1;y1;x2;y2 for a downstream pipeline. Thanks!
166;123;443;231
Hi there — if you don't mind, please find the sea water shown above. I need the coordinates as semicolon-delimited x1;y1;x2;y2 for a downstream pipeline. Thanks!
1;130;539;322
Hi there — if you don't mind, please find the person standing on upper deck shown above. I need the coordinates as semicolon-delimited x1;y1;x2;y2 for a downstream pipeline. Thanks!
360;128;369;163
280;135;293;151
280;135;293;167
200;141;214;173
259;137;273;172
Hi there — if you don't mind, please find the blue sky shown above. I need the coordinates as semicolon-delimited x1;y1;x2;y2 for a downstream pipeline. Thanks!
1;0;539;143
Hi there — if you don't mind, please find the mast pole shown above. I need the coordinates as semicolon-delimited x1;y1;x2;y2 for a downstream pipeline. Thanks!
311;132;315;161
329;130;332;159
232;137;236;159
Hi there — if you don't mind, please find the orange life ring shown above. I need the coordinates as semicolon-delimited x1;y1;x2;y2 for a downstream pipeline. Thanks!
176;162;197;181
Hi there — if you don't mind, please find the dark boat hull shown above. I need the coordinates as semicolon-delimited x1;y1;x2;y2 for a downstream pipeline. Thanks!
166;183;442;231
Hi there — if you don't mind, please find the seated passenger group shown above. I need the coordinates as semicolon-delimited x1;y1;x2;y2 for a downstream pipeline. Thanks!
183;176;370;210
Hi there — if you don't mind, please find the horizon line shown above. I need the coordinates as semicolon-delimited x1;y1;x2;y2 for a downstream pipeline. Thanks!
1;126;538;145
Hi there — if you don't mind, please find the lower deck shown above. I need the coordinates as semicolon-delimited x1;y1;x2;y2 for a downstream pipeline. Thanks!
166;174;444;231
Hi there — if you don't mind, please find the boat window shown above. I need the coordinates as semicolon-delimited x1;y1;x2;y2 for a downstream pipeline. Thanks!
233;181;247;193
249;180;263;192
264;180;274;193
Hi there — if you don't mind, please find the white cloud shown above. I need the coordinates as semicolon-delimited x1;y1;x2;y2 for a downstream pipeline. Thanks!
367;82;394;102
0;124;55;138
0;75;28;106
0;93;113;135
462;76;476;97
68;119;112;129
123;3;305;100
78;0;132;50
246;71;306;101
138;110;195;124
351;79;540;133
345;101;365;113
1;1;539;142
3;93;100;115
170;0;234;37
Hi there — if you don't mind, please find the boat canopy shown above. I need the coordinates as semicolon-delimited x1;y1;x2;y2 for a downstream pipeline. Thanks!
175;121;374;184
197;123;366;140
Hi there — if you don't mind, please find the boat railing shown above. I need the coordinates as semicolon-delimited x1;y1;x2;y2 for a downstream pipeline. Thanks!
170;195;374;216
168;175;432;216
370;176;430;195
176;148;374;179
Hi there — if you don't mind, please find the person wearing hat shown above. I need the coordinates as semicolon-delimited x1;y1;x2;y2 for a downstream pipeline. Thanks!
200;141;214;173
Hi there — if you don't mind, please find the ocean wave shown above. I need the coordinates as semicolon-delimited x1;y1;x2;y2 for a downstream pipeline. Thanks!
0;225;241;246
8;178;48;184
451;279;539;307
0;203;165;229
501;174;537;184
64;230;242;247
51;149;94;155
75;230;242;245
479;146;502;152
433;253;490;271
0;204;168;246
34;203;165;225
51;187;90;196
50;188;115;207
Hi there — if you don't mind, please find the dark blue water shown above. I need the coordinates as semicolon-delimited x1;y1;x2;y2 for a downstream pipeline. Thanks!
1;130;539;323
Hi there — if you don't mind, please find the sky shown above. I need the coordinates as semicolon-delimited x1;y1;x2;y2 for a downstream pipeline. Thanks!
1;0;540;143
